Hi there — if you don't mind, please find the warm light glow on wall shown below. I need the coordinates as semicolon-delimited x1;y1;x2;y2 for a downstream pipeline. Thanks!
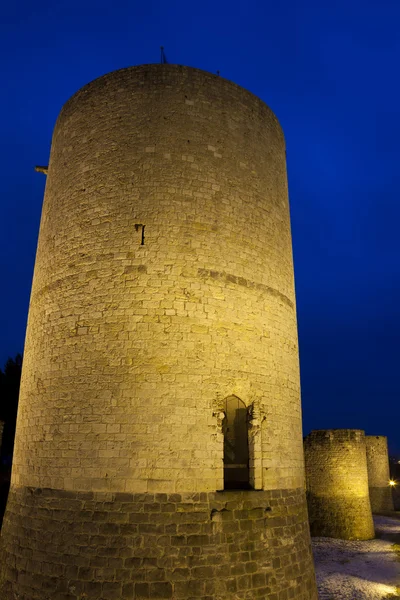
389;480;396;486
374;583;398;595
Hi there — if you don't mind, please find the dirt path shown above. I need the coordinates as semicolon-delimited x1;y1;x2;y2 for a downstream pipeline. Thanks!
313;515;400;599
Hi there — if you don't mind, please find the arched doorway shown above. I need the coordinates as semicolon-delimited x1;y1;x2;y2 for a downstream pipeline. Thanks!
223;396;250;489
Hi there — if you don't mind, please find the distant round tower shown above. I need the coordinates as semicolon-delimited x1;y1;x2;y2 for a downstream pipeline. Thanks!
304;429;374;540
366;435;394;512
0;65;318;599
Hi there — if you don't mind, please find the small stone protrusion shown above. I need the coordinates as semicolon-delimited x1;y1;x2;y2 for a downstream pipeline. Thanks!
35;165;48;175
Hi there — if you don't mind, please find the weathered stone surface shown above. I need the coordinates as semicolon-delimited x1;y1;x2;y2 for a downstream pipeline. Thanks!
9;64;304;496
0;487;317;599
365;435;394;513
304;429;375;540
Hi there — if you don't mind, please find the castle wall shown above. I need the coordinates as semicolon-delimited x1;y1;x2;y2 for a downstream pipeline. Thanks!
366;435;394;512
0;64;317;599
304;429;375;540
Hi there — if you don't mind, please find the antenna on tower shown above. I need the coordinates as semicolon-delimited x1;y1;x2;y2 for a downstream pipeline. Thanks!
160;46;168;64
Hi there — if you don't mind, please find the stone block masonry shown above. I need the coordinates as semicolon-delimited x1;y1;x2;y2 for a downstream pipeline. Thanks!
365;435;394;513
0;487;316;600
304;429;375;540
0;64;317;598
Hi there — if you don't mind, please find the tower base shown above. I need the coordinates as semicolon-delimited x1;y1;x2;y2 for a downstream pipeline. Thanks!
307;493;375;540
369;486;394;513
0;486;317;599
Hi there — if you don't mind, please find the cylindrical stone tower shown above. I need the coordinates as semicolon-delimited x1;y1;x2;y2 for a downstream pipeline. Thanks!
0;65;318;599
366;435;394;513
304;429;375;540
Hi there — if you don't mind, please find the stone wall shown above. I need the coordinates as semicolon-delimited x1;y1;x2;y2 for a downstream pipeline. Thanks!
0;487;317;600
0;64;317;598
365;436;394;513
304;430;375;540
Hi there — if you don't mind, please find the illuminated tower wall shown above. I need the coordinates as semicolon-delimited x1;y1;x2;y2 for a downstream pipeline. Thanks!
0;64;317;599
366;435;394;513
304;429;375;540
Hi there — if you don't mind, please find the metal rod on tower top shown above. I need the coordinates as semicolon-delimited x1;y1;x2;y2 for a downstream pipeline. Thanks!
160;46;168;64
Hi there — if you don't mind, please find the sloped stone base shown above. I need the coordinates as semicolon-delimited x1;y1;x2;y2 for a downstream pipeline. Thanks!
0;486;317;599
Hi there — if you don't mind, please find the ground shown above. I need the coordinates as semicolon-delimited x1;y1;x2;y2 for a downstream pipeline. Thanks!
313;515;400;599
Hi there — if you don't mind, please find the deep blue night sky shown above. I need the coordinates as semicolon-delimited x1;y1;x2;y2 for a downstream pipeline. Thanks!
1;0;399;453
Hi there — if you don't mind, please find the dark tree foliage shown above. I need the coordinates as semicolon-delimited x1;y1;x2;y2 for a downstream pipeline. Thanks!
0;353;22;462
0;354;22;525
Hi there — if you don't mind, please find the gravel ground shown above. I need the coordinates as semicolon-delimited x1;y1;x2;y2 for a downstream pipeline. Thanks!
312;515;400;599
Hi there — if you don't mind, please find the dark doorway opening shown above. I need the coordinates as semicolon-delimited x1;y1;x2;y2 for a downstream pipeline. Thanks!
223;396;251;490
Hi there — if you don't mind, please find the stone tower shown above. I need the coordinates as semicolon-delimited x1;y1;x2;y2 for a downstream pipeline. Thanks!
304;429;375;540
366;435;394;513
0;65;318;599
